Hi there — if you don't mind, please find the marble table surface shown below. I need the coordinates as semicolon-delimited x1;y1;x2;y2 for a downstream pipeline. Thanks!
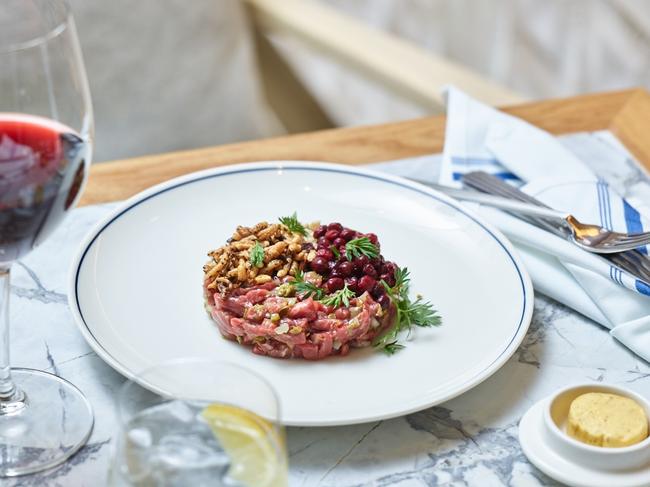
7;137;650;487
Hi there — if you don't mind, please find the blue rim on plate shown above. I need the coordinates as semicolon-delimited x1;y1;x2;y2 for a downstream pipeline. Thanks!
69;161;534;426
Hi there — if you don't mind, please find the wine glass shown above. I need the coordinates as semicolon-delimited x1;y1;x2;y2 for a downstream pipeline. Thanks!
109;359;288;487
0;0;94;476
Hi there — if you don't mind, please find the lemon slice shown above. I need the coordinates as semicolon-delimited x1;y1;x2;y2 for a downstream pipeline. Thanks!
201;404;287;487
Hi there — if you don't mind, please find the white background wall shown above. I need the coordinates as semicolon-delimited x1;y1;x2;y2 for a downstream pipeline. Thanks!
68;0;281;162
65;0;650;161
277;0;650;126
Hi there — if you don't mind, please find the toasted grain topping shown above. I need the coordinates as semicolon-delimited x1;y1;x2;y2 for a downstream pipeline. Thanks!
257;224;281;241
254;274;272;284
204;220;314;293
265;241;288;261
262;259;283;274
237;259;247;282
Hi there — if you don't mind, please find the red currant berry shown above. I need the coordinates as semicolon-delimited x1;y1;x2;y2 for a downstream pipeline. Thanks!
357;255;369;267
316;248;334;261
325;230;340;241
363;264;378;279
358;275;376;293
310;257;329;274
332;237;346;248
317;236;330;248
327;222;343;232
337;261;354;277
329;268;343;279
325;277;344;293
313;225;327;238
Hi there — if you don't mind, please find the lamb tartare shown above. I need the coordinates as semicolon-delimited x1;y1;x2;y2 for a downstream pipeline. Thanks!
203;213;440;359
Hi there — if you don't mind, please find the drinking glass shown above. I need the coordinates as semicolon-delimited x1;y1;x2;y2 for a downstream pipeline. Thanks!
0;0;94;476
109;359;288;487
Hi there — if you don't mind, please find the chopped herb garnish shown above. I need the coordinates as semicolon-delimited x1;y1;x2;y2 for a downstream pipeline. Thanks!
249;241;264;268
330;245;340;259
374;267;441;354
382;341;405;355
291;269;324;300
320;283;355;308
279;212;307;236
345;236;379;261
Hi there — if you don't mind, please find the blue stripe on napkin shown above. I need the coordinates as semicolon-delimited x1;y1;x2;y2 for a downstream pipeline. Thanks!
597;180;614;231
623;199;647;255
635;279;650;296
452;171;521;181
603;183;613;230
597;182;606;229
610;266;624;286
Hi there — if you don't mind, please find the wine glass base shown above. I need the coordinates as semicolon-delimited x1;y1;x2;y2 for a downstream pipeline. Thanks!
0;368;94;477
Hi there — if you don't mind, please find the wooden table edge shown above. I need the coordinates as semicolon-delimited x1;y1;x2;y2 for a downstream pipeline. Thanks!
80;88;650;207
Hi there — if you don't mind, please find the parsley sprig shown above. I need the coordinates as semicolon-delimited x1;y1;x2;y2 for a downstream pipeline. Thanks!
279;212;307;236
320;283;355;308
382;342;405;355
291;270;324;300
374;267;441;355
249;241;264;268
345;237;379;261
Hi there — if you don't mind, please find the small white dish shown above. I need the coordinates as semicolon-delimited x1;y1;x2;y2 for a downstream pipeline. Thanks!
519;383;650;487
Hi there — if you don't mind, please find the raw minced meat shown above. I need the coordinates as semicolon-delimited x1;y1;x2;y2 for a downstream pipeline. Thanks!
204;280;396;360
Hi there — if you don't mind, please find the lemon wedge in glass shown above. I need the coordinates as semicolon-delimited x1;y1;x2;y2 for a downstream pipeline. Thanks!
201;403;287;487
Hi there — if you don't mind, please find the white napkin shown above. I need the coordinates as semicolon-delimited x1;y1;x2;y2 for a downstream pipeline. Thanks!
439;86;650;362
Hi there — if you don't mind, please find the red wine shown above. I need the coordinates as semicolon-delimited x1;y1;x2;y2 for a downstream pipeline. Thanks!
0;114;89;264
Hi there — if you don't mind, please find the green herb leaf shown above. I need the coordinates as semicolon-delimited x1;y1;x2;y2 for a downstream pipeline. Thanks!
320;283;355;308
249;241;265;268
403;297;442;328
382;342;405;355
393;267;411;297
374;266;441;355
279;212;307;236
291;269;325;300
330;245;340;259
345;237;379;261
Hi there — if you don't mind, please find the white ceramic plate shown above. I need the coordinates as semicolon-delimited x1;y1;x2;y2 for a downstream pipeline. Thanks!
69;162;533;426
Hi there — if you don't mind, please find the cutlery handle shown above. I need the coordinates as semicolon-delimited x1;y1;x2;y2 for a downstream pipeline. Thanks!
459;171;570;235
462;171;550;207
460;172;650;284
428;184;570;222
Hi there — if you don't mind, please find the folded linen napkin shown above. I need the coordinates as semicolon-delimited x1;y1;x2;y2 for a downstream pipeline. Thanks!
438;86;650;362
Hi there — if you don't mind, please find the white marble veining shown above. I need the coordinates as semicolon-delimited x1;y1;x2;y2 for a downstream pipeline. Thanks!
6;135;650;486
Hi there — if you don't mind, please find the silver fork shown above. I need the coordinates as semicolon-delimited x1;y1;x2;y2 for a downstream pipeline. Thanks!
456;171;650;284
461;172;650;254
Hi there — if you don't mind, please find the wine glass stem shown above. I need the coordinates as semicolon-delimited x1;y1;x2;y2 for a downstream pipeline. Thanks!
0;265;17;402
